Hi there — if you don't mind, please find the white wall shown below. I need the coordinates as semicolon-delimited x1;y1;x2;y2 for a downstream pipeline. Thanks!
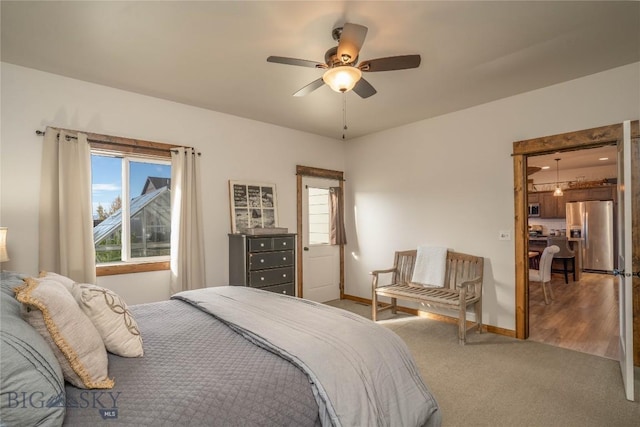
343;62;639;331
0;62;345;304
2;61;638;329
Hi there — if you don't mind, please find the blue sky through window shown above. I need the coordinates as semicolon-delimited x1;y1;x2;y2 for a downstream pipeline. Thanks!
91;155;171;217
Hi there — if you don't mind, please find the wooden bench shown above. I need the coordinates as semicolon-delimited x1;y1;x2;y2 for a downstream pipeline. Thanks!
371;249;484;344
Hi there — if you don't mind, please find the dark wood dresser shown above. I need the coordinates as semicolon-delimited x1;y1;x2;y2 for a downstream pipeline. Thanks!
228;233;296;296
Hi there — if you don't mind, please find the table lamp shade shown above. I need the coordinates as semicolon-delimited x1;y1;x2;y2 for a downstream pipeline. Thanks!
0;227;9;262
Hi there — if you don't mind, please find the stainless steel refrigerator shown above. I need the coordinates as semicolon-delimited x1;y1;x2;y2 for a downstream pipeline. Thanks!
565;200;614;272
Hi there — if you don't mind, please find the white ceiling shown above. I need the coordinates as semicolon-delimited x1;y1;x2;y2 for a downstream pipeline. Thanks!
528;144;618;171
2;1;639;148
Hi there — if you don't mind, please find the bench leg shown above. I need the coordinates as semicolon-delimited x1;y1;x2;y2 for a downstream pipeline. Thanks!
372;291;378;321
459;304;467;345
475;301;483;335
391;297;397;314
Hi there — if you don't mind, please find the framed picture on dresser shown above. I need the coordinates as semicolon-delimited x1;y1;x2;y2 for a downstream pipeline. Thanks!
228;180;278;233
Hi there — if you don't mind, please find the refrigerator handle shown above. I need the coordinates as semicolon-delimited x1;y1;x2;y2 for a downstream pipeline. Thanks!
584;211;589;249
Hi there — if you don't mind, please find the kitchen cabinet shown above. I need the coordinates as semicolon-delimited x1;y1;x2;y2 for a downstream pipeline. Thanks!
530;186;615;219
540;191;565;218
564;186;615;202
586;186;615;201
565;189;588;202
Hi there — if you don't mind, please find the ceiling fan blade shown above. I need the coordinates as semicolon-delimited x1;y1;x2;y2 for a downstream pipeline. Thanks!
293;78;325;97
337;23;368;64
352;77;376;99
359;55;421;72
267;56;327;69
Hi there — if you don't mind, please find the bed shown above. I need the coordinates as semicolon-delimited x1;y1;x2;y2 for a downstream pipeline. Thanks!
1;271;441;426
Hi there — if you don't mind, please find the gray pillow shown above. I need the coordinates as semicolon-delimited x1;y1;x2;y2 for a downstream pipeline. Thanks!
0;271;65;426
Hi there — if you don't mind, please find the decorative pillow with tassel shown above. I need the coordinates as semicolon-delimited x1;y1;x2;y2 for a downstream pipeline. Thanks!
15;278;113;389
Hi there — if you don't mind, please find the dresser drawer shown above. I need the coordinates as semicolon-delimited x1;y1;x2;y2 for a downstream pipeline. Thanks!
273;236;295;251
261;282;295;296
248;237;273;252
249;267;294;287
229;233;297;290
249;250;294;270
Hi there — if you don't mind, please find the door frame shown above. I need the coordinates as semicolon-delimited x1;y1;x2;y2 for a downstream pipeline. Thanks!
296;165;345;299
512;121;639;350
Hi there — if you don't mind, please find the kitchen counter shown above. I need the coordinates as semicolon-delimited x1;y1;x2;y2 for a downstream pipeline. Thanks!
528;236;583;281
529;236;584;242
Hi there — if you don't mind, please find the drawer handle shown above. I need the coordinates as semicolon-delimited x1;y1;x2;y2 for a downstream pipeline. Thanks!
282;290;287;294
260;243;265;247
282;242;287;246
260;259;265;263
282;257;287;261
260;277;265;281
282;274;287;278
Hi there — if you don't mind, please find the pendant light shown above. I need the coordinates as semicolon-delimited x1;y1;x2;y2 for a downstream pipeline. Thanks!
553;158;563;197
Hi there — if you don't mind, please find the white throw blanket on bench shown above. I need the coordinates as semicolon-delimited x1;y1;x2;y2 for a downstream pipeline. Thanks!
411;246;447;287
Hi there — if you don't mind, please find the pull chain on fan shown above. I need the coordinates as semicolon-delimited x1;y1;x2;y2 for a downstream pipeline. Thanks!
342;93;348;140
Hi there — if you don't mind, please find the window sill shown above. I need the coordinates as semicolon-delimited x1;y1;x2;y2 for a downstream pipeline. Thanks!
96;261;170;277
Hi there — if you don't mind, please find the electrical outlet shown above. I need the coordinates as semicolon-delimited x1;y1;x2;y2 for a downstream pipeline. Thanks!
499;230;511;240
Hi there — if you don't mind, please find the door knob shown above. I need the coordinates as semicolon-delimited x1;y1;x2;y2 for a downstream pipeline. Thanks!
303;247;309;251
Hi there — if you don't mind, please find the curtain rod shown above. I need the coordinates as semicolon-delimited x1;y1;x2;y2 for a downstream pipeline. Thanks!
305;185;342;190
35;130;201;156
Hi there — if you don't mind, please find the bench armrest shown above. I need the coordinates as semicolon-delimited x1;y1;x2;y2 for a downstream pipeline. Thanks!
456;276;482;290
370;268;396;276
370;268;396;290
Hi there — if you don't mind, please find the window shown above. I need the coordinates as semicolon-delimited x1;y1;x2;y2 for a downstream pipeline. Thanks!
92;153;171;265
308;187;330;245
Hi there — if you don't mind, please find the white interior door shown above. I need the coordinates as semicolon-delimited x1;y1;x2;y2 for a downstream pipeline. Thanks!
616;120;634;401
302;177;340;302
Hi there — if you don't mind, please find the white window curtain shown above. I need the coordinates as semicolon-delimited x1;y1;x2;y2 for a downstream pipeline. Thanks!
170;148;206;294
39;128;96;283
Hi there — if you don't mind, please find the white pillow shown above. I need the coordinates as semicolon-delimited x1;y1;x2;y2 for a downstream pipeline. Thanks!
71;283;144;358
39;271;75;292
15;277;113;389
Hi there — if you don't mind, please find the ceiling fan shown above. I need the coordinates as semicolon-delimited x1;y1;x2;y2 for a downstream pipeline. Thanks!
267;23;421;99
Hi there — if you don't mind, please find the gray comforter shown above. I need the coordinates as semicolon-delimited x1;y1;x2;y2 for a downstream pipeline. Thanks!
63;298;321;426
174;286;440;427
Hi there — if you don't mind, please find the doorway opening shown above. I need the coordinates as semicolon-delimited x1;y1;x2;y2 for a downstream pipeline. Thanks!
526;145;619;359
512;124;630;336
515;122;638;402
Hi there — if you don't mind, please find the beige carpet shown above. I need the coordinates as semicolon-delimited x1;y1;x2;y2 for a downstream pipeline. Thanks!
326;299;640;426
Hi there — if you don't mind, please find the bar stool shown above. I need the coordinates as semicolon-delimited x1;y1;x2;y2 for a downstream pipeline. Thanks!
547;236;576;284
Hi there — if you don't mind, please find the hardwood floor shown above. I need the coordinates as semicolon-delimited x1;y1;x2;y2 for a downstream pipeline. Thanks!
529;271;619;360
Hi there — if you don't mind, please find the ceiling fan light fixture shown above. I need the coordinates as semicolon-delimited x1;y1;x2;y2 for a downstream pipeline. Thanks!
322;66;362;93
